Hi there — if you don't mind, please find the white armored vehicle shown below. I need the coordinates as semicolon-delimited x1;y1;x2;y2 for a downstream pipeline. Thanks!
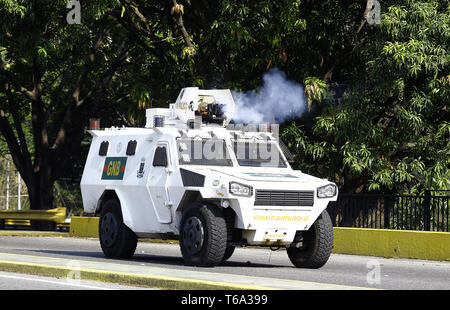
81;87;338;268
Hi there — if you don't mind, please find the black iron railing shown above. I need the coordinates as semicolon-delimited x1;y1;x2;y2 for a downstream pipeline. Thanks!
326;190;450;232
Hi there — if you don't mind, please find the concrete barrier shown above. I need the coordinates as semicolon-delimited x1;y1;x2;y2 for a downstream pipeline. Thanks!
333;227;450;261
68;216;450;261
69;216;99;238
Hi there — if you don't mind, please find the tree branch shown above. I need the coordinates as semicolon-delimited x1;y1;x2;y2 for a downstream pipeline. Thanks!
0;108;29;184
113;5;169;63
0;59;37;101
51;36;130;154
170;0;195;52
2;80;33;172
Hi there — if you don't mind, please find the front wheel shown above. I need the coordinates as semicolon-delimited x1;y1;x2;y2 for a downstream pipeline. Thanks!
287;210;333;268
222;246;235;262
99;199;137;259
179;202;227;267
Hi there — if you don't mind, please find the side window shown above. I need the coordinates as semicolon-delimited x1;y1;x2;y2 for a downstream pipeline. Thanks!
99;141;109;156
126;140;137;155
152;146;168;167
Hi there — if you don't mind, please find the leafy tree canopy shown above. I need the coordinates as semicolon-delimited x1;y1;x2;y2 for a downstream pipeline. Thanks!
283;0;449;194
0;0;448;211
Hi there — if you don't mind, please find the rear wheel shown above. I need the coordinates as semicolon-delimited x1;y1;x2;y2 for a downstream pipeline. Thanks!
179;202;227;267
99;199;137;259
287;210;333;268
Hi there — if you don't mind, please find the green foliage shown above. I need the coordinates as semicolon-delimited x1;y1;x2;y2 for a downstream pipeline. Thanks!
0;0;449;210
283;0;449;194
304;77;332;109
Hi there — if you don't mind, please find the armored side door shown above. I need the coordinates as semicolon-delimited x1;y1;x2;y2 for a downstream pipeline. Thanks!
147;141;173;224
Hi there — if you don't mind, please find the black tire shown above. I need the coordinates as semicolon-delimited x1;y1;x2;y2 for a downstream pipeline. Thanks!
222;246;235;262
179;202;227;267
99;199;137;259
287;210;333;268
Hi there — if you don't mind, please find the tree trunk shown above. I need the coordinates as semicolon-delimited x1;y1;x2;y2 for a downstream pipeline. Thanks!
25;165;56;230
26;167;55;211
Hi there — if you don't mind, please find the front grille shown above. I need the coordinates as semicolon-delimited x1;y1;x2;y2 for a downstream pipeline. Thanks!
255;190;314;206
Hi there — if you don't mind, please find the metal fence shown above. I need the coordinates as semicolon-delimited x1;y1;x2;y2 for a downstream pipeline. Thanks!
1;154;83;215
326;190;450;232
0;155;29;210
54;178;84;215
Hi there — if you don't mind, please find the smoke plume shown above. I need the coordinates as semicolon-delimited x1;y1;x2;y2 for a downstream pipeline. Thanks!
230;68;306;124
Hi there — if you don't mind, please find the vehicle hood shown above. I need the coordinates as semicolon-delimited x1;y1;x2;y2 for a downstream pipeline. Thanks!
208;167;326;184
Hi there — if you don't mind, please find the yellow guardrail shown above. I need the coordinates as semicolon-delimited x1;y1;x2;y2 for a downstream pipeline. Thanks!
4;219;32;226
1;219;70;229
0;207;67;229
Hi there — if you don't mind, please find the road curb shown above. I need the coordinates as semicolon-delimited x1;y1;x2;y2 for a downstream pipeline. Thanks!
0;251;375;290
0;259;268;290
0;231;69;237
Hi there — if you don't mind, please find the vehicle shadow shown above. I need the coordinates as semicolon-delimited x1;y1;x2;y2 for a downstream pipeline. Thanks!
25;249;284;268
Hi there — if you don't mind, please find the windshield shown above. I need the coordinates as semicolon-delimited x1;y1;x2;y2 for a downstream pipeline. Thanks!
177;138;233;166
232;141;287;168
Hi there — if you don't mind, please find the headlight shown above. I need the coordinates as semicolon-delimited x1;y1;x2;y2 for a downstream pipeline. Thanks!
229;182;253;197
317;184;337;198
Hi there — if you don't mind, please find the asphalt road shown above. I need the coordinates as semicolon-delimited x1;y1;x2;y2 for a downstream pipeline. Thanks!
0;235;448;290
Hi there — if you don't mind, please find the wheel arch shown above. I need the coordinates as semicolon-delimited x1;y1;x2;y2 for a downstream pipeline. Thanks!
97;189;136;233
176;190;202;213
96;190;121;215
176;191;237;227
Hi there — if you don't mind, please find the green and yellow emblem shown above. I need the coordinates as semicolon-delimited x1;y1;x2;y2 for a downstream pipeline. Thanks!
102;157;127;180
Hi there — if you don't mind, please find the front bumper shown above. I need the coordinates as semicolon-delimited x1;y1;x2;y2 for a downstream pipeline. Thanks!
227;183;337;245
